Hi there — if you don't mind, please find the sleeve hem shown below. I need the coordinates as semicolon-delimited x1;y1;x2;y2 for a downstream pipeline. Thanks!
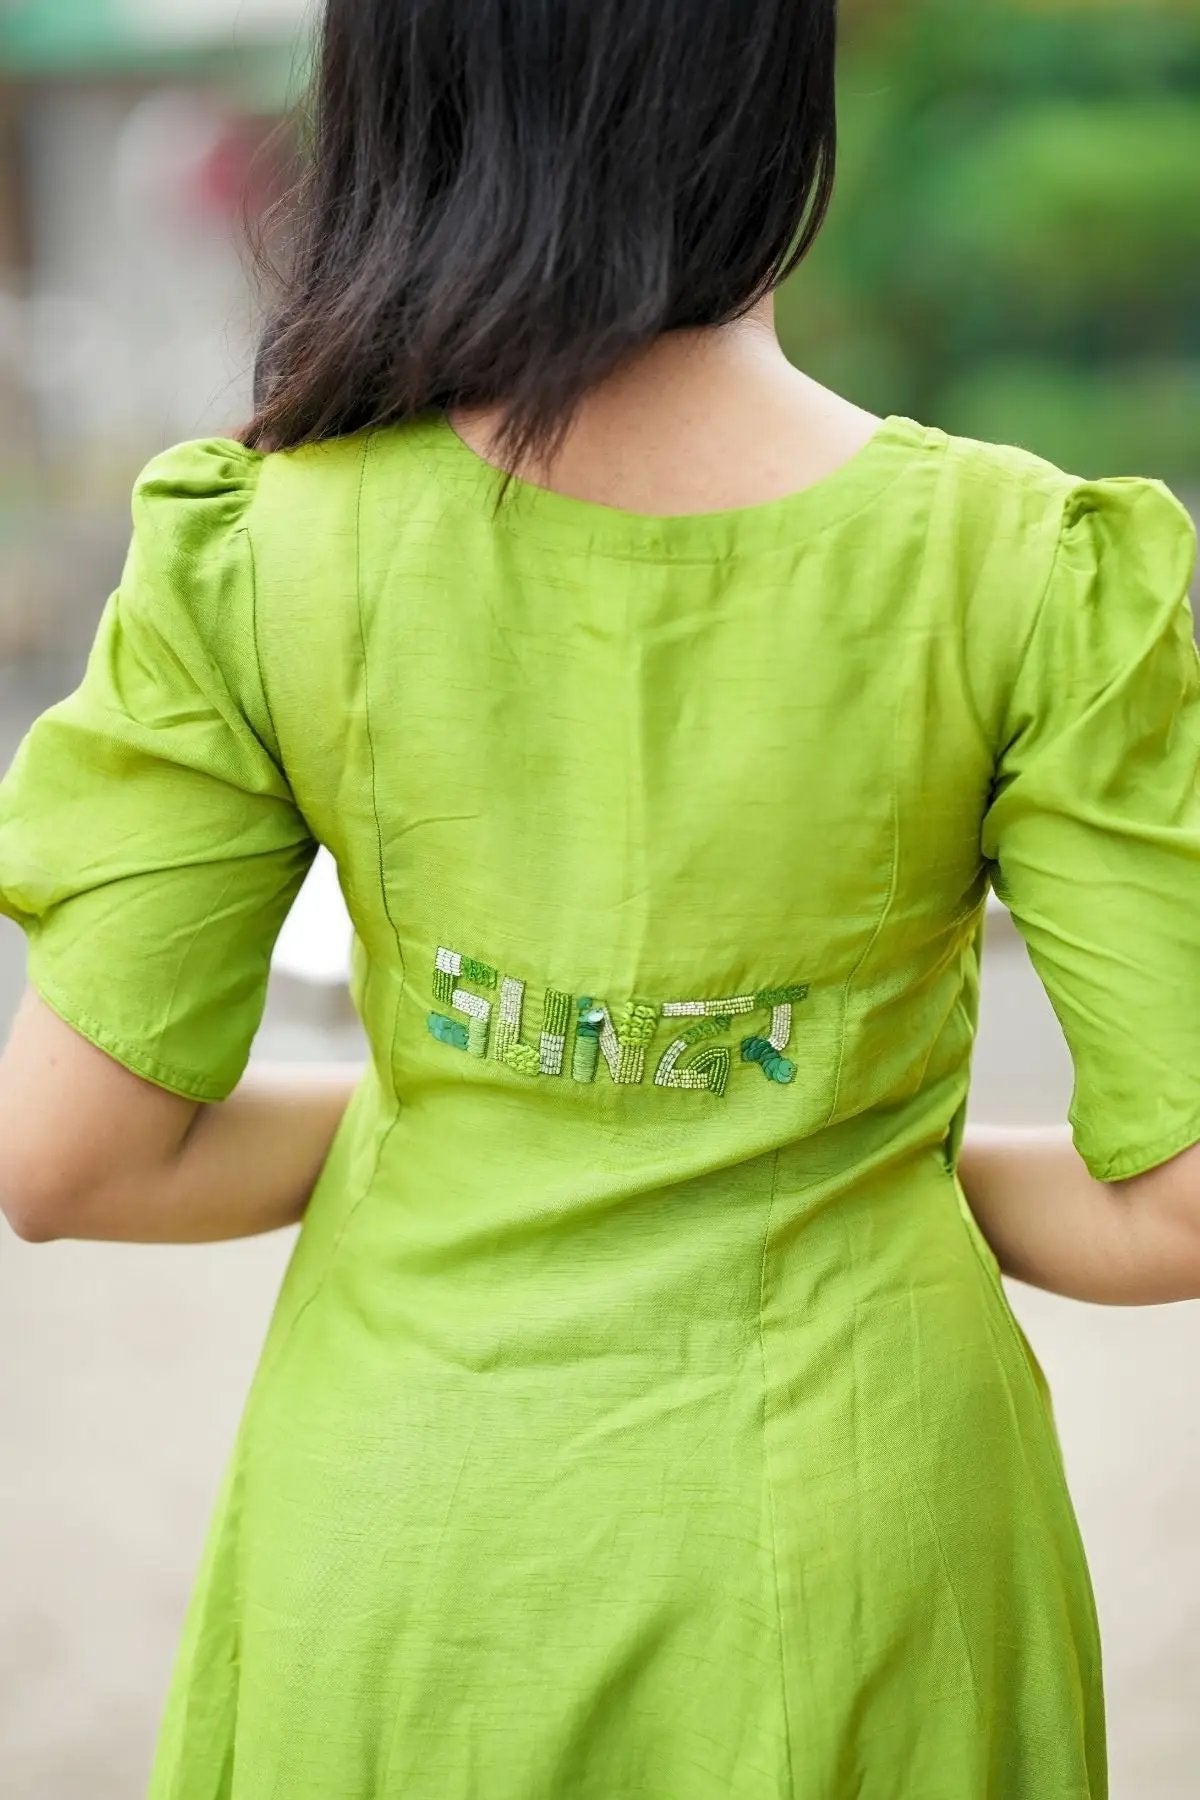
29;966;235;1105
1077;1112;1200;1184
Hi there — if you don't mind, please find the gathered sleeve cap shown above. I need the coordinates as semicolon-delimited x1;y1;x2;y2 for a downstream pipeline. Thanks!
982;474;1200;1181
0;440;316;1101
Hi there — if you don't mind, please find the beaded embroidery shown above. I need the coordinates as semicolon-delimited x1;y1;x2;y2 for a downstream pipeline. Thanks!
539;989;573;1077
429;951;496;1060
657;985;807;1091
429;951;582;1078
655;1015;734;1098
426;950;808;1096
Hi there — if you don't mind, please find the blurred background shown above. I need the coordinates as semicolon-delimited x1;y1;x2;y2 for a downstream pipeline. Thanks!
0;0;1197;1794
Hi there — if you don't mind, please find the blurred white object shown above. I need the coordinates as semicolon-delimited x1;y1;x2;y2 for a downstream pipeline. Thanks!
273;849;354;988
111;89;234;219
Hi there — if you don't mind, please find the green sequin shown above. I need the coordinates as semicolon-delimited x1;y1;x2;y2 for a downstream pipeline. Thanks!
741;1036;797;1085
428;1012;469;1051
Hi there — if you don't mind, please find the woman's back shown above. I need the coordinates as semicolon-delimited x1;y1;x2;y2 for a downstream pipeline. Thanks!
270;404;1013;1130
18;397;1165;1794
200;395;1194;1178
1;323;1195;1800
2;1;1198;1792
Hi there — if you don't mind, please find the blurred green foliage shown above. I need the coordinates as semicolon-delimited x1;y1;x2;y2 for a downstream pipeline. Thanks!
779;0;1200;479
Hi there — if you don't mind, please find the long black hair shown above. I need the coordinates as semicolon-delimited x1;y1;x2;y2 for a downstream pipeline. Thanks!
244;0;840;463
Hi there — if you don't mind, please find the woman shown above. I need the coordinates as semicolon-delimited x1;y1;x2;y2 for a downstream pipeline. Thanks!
1;3;1197;1795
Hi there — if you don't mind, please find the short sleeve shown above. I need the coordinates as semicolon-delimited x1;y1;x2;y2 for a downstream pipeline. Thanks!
982;475;1200;1181
0;441;317;1102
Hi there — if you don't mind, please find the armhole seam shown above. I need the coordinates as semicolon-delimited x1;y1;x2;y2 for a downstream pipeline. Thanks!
242;521;286;771
994;485;1076;763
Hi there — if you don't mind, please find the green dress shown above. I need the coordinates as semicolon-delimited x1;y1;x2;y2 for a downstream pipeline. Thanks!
1;412;1198;1800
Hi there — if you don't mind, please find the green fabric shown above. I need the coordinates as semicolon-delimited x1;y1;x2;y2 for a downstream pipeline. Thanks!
1;413;1197;1797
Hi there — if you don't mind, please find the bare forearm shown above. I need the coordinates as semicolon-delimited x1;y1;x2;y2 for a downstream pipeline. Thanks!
69;1063;362;1245
959;1125;1200;1306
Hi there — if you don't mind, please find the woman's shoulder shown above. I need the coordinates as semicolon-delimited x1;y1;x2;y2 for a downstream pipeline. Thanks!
926;420;1194;554
126;429;412;625
901;420;1197;745
134;429;378;524
913;422;1196;662
137;417;1195;585
129;436;262;550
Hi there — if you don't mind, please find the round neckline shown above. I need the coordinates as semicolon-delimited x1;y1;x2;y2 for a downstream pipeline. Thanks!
422;408;933;560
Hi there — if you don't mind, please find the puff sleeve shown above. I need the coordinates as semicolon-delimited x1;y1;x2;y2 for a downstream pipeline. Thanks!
0;442;317;1101
982;476;1200;1181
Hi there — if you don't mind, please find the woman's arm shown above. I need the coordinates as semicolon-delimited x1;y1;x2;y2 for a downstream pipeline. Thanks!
960;1124;1200;1306
0;990;360;1245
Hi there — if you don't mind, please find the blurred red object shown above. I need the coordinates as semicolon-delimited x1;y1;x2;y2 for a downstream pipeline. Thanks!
114;91;293;229
190;116;290;221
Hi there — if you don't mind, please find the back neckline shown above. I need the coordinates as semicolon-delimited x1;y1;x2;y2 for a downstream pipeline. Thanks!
415;408;936;561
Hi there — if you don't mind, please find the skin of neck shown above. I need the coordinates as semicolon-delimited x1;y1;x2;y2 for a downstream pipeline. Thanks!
452;294;883;513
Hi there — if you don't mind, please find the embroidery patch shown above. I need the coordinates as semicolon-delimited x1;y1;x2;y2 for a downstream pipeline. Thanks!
427;949;808;1096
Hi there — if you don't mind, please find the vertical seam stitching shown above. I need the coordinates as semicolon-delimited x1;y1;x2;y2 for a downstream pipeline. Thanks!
825;704;902;1127
355;434;402;963
756;1146;796;1800
354;433;407;1103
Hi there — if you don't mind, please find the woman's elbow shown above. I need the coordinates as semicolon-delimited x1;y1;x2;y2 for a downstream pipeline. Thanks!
1113;1143;1200;1302
0;1160;90;1243
7;1210;63;1244
2;1182;72;1243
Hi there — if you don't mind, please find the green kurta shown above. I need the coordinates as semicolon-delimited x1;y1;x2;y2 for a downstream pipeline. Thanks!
1;412;1198;1798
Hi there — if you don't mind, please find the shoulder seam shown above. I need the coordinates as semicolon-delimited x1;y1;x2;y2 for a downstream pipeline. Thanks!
937;430;1081;505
